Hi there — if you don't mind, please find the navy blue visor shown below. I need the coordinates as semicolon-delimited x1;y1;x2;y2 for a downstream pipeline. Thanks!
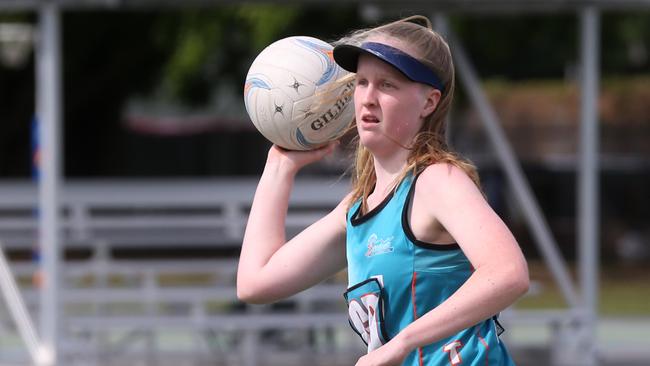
333;41;444;92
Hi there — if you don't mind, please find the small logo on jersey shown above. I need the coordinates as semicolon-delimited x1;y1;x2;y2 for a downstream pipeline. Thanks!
365;234;394;257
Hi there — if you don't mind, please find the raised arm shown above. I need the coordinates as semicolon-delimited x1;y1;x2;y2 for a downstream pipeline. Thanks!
236;144;348;304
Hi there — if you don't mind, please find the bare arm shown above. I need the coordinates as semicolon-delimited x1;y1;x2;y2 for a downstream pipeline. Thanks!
358;164;529;365
236;144;348;304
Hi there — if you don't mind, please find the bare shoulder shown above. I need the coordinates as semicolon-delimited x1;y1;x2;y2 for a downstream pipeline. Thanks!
333;191;355;214
419;163;478;194
329;191;355;230
415;163;484;217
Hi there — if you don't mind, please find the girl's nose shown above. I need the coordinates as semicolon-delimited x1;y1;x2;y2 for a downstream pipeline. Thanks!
359;84;377;108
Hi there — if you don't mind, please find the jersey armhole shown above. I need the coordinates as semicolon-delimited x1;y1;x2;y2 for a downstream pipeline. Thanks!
401;171;461;251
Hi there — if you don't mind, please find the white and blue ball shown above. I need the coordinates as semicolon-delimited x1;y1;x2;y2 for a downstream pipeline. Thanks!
244;36;354;151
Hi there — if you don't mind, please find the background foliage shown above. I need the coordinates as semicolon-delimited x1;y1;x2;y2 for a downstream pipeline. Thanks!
0;8;648;177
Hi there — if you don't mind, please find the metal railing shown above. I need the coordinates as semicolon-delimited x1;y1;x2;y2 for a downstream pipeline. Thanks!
0;178;356;366
1;258;356;366
0;178;349;250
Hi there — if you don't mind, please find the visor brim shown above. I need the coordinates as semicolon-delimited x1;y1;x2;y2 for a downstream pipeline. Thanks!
332;44;367;73
333;42;444;91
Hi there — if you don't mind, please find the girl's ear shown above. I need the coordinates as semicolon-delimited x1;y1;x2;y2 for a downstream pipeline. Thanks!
421;88;441;118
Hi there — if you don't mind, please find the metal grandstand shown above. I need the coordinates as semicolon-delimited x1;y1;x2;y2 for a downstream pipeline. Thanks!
1;1;650;365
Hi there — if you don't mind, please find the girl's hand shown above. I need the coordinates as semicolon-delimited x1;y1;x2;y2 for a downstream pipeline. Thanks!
355;339;409;366
266;141;338;174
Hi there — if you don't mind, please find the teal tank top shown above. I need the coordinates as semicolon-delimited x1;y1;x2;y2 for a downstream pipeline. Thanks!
344;173;516;366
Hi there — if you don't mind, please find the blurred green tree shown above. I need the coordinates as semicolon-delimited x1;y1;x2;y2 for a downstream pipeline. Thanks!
1;8;649;177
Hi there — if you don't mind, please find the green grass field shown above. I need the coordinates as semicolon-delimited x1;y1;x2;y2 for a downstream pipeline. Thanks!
515;261;650;315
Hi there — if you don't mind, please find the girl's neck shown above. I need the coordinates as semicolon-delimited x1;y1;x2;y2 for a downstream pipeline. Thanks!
372;149;410;197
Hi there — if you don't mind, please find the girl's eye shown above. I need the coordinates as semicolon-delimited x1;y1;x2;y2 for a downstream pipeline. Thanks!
356;78;368;87
381;81;394;89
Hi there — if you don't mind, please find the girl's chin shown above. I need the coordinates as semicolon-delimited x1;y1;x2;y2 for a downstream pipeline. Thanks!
357;133;382;148
359;135;404;154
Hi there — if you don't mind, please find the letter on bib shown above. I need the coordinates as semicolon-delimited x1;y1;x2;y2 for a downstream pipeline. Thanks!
344;277;388;352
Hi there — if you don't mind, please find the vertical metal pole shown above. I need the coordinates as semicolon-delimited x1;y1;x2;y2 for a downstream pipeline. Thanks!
579;6;600;365
36;3;62;365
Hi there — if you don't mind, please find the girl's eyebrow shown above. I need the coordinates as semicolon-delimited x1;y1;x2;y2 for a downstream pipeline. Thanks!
356;69;406;81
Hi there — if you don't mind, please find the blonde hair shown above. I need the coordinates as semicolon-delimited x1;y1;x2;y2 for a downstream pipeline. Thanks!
337;15;480;212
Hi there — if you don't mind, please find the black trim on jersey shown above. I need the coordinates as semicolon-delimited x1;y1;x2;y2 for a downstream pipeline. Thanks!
344;276;380;294
493;314;505;336
402;172;461;251
343;277;392;346
350;189;395;226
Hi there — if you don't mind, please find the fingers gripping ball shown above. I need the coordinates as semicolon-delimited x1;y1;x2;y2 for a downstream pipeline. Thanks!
244;36;355;151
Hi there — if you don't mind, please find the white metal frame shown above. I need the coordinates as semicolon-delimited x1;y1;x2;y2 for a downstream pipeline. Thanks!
0;244;44;365
577;7;601;365
35;4;63;365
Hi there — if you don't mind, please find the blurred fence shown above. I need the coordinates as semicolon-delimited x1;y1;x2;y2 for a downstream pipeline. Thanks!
0;179;648;366
0;178;363;366
0;179;348;251
1;258;358;366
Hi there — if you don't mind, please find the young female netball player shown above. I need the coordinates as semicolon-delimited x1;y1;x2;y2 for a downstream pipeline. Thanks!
237;15;529;366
